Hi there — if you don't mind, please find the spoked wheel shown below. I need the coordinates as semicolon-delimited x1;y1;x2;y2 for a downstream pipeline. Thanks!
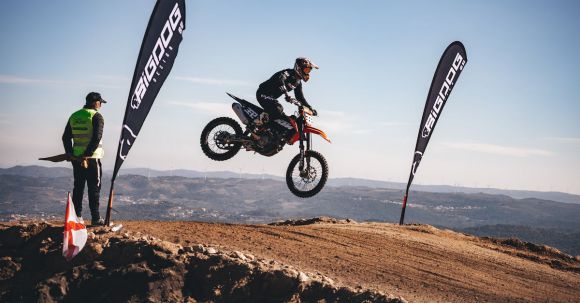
200;117;243;161
286;150;329;198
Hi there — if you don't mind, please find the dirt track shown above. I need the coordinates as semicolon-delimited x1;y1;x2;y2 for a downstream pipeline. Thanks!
123;219;580;303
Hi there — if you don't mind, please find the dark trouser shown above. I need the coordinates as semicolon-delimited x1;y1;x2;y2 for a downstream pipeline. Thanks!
256;93;295;139
72;158;102;220
256;93;286;119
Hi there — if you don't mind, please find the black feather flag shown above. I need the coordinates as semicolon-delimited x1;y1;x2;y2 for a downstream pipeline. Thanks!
400;41;467;225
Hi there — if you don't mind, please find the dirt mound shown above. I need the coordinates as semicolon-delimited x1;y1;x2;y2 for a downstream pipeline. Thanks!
477;236;580;273
120;220;580;302
2;219;580;302
0;222;404;303
492;237;570;257
269;216;356;226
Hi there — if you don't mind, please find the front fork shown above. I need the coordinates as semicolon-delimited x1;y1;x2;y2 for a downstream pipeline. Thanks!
298;122;312;176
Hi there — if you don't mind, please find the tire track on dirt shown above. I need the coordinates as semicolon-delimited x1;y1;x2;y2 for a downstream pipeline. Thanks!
123;220;580;303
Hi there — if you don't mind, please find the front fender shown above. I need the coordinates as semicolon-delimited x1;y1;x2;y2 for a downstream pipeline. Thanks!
304;125;332;143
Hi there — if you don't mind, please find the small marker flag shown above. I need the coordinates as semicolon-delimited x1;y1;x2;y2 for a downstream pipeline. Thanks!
63;192;87;261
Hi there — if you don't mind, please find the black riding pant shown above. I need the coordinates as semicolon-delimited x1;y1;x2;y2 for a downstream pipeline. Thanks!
72;158;102;220
256;92;287;120
256;92;296;138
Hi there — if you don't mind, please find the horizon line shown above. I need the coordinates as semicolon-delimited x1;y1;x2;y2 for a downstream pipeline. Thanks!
1;164;579;196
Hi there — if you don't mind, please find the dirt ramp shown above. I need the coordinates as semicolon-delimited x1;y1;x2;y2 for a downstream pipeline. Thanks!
122;220;580;302
269;216;357;226
0;222;405;303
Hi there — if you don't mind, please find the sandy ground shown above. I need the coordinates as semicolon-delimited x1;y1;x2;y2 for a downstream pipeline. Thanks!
120;220;580;303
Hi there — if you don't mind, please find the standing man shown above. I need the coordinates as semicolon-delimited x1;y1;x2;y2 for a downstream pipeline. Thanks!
62;92;106;226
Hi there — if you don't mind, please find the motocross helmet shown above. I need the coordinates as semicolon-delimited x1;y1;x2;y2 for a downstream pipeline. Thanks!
294;57;319;82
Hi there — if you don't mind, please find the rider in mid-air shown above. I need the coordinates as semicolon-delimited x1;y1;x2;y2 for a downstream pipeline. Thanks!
255;57;319;140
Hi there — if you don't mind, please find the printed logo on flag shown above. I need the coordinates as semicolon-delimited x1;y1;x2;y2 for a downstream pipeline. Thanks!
131;3;185;110
421;52;466;138
401;41;467;225
112;0;186;181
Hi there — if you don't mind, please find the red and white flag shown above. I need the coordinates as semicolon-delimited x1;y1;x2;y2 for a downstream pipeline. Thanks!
63;192;87;261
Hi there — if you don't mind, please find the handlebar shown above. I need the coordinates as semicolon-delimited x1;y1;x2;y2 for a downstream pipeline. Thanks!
286;95;317;116
302;106;314;116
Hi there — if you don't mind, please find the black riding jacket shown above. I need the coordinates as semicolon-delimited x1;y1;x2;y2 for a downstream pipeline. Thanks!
257;69;311;108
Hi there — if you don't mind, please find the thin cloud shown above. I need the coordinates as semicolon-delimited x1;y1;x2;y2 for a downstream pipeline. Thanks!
376;121;412;127
315;110;411;135
0;75;70;85
91;75;128;89
443;142;554;157
542;137;580;143
174;76;252;86
316;111;403;135
315;119;348;133
95;74;130;82
315;110;350;133
315;111;375;135
321;110;347;118
0;74;123;89
0;114;10;125
351;129;375;135
167;101;231;116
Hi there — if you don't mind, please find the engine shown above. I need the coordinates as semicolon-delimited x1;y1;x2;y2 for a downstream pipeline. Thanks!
255;128;285;156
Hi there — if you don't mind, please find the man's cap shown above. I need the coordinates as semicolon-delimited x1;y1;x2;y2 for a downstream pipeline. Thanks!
85;92;107;105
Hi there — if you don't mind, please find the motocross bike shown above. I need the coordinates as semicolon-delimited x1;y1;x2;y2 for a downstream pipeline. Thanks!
200;93;331;198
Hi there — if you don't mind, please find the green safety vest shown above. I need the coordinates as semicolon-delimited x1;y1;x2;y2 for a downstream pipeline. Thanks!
69;108;104;158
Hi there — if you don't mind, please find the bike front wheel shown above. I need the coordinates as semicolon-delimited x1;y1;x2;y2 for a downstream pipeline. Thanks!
286;150;329;198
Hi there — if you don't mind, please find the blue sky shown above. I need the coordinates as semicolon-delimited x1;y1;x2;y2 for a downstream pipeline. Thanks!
1;0;579;194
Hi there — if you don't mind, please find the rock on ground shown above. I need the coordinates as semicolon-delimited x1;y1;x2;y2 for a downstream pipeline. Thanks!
0;222;405;303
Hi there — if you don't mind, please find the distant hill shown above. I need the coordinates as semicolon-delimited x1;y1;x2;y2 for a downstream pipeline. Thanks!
462;225;580;255
5;173;580;230
329;177;580;205
0;165;72;178
2;168;580;255
3;166;578;204
117;167;284;181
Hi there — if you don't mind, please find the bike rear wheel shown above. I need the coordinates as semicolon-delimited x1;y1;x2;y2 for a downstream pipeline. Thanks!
200;117;243;161
286;150;328;198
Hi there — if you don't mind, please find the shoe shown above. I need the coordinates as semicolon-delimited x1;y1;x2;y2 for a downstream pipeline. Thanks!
91;217;106;226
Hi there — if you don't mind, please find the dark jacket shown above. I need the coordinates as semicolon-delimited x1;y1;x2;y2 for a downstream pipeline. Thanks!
257;69;311;108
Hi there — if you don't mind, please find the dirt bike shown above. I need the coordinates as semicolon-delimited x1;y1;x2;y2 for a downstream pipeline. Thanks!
200;93;331;198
